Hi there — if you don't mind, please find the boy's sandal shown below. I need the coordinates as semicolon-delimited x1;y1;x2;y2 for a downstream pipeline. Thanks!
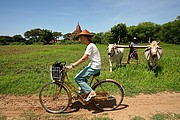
84;91;96;101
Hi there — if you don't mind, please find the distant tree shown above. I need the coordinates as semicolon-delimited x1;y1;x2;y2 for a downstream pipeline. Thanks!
111;23;127;44
0;36;13;45
13;35;25;42
53;32;63;40
24;28;63;44
127;26;138;43
24;28;41;42
160;18;180;44
0;36;7;45
72;35;79;41
92;32;104;44
103;31;113;44
127;26;136;38
24;31;31;40
176;16;180;20
39;29;53;44
133;22;160;42
63;33;71;40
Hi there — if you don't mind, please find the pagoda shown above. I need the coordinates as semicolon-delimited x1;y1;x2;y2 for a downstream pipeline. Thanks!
70;23;82;40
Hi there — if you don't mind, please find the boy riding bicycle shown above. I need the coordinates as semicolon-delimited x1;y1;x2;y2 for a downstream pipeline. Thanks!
66;29;101;101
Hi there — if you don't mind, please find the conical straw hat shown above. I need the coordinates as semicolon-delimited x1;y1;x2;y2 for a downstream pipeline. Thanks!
78;29;93;36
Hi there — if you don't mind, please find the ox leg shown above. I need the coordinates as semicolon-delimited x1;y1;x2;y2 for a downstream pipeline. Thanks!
110;67;112;72
148;62;153;70
109;61;113;72
120;59;122;66
152;64;158;70
110;64;112;72
108;56;113;72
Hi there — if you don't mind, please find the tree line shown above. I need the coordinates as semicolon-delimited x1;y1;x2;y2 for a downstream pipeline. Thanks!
0;16;179;45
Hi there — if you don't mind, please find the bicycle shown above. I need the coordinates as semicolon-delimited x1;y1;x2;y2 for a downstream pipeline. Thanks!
39;62;124;114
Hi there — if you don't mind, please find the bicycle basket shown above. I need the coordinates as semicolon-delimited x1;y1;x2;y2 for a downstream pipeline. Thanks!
50;62;64;81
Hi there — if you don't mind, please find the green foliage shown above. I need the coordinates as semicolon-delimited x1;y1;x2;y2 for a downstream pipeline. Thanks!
151;113;180;120
24;28;41;42
91;116;113;120
13;34;25;42
111;23;127;44
63;33;71;40
53;31;63;40
92;31;113;44
0;36;13;45
0;43;179;95
160;19;180;44
130;113;180;120
23;28;62;44
20;111;37;120
39;29;53;44
131;116;145;120
93;32;104;44
134;22;161;42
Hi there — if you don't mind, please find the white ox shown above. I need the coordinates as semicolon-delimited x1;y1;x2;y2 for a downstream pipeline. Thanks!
107;44;124;72
144;41;163;70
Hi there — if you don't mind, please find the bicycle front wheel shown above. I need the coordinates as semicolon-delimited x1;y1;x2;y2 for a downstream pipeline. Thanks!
39;82;71;114
92;79;124;111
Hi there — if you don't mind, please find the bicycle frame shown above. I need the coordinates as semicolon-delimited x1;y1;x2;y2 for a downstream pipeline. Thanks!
54;68;100;105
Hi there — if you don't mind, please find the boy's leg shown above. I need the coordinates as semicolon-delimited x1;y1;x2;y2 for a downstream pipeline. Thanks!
74;66;100;94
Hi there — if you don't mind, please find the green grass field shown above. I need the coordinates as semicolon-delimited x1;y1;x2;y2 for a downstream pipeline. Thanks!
0;43;179;96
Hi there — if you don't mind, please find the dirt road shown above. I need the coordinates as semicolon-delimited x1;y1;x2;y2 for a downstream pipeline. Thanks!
0;92;180;120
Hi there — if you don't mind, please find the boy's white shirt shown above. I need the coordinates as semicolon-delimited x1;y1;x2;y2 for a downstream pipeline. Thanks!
85;43;101;69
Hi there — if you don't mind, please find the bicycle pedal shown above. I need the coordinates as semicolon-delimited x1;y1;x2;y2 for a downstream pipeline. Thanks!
72;96;78;100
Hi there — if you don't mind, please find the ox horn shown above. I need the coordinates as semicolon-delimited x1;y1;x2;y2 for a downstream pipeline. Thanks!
148;37;151;44
157;41;160;45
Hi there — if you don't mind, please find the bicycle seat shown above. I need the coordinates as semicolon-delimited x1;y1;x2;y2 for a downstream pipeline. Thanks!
93;72;100;77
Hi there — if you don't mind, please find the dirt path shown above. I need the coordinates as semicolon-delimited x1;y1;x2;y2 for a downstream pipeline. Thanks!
0;92;180;120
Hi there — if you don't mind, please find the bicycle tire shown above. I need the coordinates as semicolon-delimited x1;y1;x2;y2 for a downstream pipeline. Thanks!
92;79;124;111
39;82;71;114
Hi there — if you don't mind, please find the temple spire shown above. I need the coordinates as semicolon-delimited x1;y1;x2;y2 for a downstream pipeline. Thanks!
70;22;82;40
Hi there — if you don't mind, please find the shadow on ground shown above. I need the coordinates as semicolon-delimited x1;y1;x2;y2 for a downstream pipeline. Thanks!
65;101;129;114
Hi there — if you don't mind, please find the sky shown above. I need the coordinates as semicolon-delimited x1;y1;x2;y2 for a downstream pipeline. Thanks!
0;0;180;36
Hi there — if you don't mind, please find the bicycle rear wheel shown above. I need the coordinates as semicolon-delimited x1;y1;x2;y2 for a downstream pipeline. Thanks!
39;82;71;114
92;79;124;111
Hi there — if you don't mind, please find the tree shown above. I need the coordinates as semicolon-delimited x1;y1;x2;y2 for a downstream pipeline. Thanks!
13;35;25;42
63;33;71;40
111;23;127;44
103;31;113;44
176;16;180;20
127;26;138;43
39;29;53;44
24;28;41;42
53;32;62;40
0;36;13;45
71;35;79;41
0;36;7;45
24;28;62;44
92;32;104;44
133;22;160;42
160;18;180;44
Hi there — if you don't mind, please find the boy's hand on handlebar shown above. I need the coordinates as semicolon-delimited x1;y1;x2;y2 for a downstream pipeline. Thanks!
66;65;73;70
